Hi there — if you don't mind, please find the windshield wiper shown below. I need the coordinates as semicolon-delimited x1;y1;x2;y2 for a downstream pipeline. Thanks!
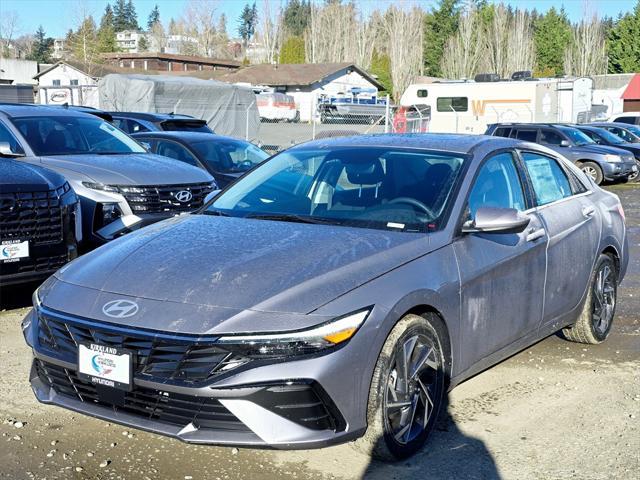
245;213;334;225
202;209;231;217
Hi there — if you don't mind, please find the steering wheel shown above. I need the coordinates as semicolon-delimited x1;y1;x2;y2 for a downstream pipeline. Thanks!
388;197;435;218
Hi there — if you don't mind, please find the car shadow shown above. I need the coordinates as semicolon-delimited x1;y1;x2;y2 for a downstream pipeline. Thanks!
0;281;40;310
360;391;501;480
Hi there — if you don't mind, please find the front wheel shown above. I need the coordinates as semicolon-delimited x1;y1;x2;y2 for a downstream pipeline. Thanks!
579;161;604;185
629;160;640;183
353;314;446;461
562;254;617;344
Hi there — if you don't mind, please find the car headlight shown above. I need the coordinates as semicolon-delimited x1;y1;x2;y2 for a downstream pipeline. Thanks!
217;309;371;357
604;154;622;163
82;182;119;193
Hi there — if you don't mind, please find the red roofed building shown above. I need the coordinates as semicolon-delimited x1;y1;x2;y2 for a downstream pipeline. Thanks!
621;73;640;112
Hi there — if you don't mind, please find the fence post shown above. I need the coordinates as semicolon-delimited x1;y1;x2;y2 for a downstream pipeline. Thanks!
245;100;255;141
312;93;317;140
384;94;391;133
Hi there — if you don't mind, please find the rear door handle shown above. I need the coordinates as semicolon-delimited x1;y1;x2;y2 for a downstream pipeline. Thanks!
582;206;596;217
526;228;546;242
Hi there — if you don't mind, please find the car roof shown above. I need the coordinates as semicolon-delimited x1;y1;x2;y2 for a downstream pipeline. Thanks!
109;112;198;121
291;133;518;155
489;123;576;129
589;122;638;129
0;103;97;119
130;131;244;143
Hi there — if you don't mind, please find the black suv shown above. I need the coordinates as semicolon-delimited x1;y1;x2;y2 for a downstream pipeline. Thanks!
110;112;213;134
0;157;79;286
485;123;638;184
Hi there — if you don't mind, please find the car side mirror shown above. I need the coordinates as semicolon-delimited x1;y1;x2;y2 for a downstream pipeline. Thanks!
462;207;530;234
560;140;570;147
139;141;151;151
0;142;24;158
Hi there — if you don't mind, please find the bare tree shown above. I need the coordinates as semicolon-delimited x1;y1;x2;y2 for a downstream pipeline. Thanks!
564;13;607;76
0;11;21;58
257;0;282;64
441;7;483;79
383;6;423;100
484;6;535;78
69;1;100;76
183;0;219;57
148;21;167;53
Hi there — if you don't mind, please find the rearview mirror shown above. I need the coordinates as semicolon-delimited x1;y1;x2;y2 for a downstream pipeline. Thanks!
560;140;570;147
462;207;530;234
0;142;24;158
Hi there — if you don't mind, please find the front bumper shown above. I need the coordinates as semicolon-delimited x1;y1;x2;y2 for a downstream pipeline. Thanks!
24;308;372;449
603;161;638;180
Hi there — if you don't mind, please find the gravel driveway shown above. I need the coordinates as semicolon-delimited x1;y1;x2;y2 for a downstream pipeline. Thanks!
1;184;638;480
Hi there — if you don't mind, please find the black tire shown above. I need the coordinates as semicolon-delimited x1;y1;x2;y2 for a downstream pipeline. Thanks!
579;161;604;185
562;254;618;344
353;313;446;461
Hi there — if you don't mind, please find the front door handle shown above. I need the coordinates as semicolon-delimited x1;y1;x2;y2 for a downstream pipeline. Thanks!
526;228;546;242
582;205;596;217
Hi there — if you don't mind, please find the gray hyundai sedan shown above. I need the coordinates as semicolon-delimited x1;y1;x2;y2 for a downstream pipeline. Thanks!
24;134;628;460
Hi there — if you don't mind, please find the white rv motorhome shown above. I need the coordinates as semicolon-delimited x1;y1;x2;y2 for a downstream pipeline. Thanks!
400;77;593;134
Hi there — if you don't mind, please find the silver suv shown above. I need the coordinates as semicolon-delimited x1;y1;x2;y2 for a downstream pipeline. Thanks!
0;104;215;246
485;123;638;184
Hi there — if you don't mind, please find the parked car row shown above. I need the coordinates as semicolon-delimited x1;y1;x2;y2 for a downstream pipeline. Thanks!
485;122;640;184
0;103;270;287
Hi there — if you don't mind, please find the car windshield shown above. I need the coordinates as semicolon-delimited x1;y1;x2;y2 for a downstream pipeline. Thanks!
11;115;146;156
191;139;269;173
587;128;626;144
207;147;466;232
558;127;595;146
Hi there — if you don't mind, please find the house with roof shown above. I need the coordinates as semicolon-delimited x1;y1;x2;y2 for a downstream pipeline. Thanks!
219;63;384;122
102;52;241;73
621;73;640;112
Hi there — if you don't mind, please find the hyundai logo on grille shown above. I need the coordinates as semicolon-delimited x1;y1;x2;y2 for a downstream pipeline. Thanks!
102;300;139;318
174;190;193;203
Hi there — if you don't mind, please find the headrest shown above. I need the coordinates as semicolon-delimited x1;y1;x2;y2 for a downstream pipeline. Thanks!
344;159;384;185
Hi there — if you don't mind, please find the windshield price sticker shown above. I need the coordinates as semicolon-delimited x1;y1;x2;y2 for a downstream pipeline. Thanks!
78;343;133;391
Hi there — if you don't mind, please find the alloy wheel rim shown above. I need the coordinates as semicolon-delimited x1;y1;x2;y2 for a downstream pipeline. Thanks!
583;166;598;181
384;334;440;445
592;264;616;335
629;166;639;182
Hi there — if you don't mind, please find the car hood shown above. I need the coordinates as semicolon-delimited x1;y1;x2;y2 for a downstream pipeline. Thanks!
0;159;65;192
50;214;431;322
572;144;633;156
37;153;213;185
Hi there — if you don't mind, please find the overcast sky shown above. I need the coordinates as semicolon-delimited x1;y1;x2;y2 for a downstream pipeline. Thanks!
1;0;635;40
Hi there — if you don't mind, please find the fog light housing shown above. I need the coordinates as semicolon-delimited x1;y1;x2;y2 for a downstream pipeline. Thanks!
95;202;122;230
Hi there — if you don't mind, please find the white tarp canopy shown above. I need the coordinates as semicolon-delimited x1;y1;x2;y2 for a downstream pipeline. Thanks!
98;74;259;139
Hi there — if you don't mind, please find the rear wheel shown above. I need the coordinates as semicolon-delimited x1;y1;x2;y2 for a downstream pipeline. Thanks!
562;254;617;344
579;161;604;185
629;160;640;182
353;314;446;461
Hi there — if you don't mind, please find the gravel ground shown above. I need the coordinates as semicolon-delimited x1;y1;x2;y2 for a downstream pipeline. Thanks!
0;184;638;480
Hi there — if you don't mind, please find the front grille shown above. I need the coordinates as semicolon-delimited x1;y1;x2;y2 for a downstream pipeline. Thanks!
0;184;69;245
117;182;214;214
11;253;68;274
37;311;250;385
35;360;248;431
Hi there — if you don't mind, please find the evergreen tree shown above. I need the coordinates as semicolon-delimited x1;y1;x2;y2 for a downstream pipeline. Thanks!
97;5;117;53
70;16;99;65
607;1;640;73
423;0;461;77
113;0;128;31
138;35;149;52
282;0;311;37
27;25;53;63
238;2;258;48
370;49;392;95
533;7;572;76
279;35;305;63
147;4;161;30
125;0;139;30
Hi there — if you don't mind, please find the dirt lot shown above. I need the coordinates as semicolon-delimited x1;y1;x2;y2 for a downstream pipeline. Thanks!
1;184;638;480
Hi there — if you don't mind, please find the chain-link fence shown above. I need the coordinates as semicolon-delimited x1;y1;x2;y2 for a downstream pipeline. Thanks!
36;83;432;152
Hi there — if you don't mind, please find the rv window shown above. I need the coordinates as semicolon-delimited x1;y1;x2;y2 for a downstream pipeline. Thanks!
417;89;428;98
514;129;537;142
614;116;637;125
436;97;468;112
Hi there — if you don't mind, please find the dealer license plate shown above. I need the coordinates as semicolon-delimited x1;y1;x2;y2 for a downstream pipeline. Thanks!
1;240;29;263
78;343;133;391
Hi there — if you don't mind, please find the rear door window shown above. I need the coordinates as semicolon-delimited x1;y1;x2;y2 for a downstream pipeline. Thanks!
514;129;538;142
522;152;573;206
539;129;564;146
493;127;512;138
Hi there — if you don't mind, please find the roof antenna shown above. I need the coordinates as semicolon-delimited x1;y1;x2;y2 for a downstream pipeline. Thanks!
62;102;69;109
